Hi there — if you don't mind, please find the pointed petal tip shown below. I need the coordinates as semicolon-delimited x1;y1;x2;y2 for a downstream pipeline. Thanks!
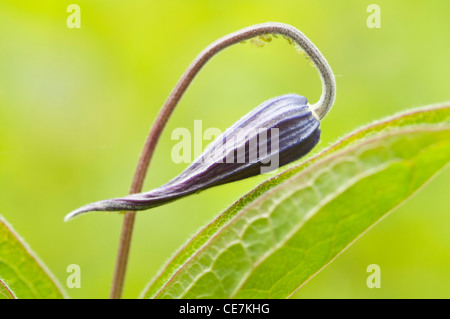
64;197;134;222
64;207;90;222
63;214;73;223
64;201;110;222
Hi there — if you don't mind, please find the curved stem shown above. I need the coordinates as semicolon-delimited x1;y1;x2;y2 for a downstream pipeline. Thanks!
109;22;336;299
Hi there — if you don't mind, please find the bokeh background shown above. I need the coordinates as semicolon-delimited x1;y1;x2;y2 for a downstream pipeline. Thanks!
0;0;449;299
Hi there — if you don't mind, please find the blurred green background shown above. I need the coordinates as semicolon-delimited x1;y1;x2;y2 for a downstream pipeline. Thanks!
0;0;449;299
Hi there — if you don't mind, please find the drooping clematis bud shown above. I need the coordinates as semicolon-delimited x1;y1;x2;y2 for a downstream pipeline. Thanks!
65;94;320;221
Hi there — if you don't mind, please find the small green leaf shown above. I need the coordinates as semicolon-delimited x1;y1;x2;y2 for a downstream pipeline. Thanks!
141;104;450;299
0;216;66;299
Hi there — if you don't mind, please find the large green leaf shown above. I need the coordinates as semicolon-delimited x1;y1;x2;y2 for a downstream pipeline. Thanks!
142;104;450;299
0;279;15;299
0;216;66;299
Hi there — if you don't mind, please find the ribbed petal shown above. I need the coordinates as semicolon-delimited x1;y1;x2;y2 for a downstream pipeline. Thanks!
65;94;320;221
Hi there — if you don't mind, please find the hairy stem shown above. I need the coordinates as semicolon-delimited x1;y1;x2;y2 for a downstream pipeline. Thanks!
109;22;336;299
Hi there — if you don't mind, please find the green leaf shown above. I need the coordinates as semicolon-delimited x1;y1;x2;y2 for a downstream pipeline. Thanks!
0;279;15;299
141;104;450;299
0;216;66;299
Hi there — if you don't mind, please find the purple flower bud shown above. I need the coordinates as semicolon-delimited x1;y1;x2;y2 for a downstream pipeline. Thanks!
65;94;320;221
